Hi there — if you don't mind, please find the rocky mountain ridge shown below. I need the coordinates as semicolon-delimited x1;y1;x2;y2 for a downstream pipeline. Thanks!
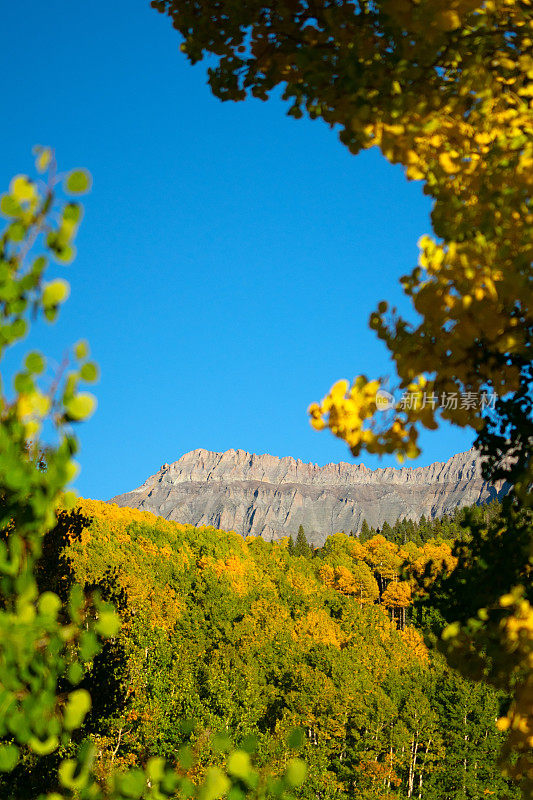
110;448;506;545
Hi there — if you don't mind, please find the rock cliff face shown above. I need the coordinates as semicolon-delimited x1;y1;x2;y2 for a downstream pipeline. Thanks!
110;448;506;545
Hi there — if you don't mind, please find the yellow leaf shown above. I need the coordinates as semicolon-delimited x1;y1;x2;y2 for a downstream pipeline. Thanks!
435;10;461;31
10;175;37;203
439;153;457;174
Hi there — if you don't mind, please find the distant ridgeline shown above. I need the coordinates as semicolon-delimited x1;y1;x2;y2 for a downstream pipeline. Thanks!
111;448;508;546
5;497;518;800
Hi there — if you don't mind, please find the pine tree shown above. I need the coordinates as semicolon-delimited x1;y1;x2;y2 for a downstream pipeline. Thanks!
359;519;371;543
294;525;311;558
287;536;295;556
381;521;393;542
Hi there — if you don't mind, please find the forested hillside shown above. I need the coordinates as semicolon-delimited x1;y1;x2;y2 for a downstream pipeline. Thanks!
5;499;515;800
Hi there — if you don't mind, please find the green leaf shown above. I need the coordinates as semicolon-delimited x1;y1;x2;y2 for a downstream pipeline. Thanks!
80;362;98;382
29;735;59;755
38;591;61;618
9;221;26;241
285;758;307;788
25;351;45;375
146;757;166;783
62;489;78;509
69;583;84;622
6;710;29;740
43;279;70;308
65;170;91;194
32;255;47;275
13;371;34;394
0;194;22;217
65;392;96;421
79;630;100;661
11;318;27;340
95;609;120;638
74;339;89;360
227;788;245;800
239;735;257;754
35;147;52;173
177;746;194;770
63;689;91;730
179;778;195;799
59;758;89;790
267;778;284;797
199;768;230;800
0;744;19;772
179;718;195;736
63;202;82;223
67;661;84;685
116;768;146;799
226;750;251;781
54;244;75;264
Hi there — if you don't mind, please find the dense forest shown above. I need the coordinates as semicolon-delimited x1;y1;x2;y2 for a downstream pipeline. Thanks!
3;499;515;800
1;0;531;794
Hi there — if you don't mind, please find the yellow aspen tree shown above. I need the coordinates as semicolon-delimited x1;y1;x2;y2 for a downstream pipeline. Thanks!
152;1;533;790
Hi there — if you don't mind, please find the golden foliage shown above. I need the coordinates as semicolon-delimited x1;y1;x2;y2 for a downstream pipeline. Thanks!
211;555;251;596
295;610;346;649
400;626;429;664
494;594;533;785
381;580;412;609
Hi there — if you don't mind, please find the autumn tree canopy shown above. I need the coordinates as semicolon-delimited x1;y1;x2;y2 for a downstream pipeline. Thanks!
151;1;532;793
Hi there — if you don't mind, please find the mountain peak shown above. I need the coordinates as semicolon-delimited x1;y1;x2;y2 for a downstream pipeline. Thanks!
111;447;504;545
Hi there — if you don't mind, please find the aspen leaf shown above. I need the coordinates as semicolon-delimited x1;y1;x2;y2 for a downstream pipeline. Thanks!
65;392;96;421
10;175;36;203
65;169;91;194
199;767;230;800
74;339;89;360
227;750;251;780
43;279;70;308
35;147;52;173
146;757;165;782
95;609;120;637
38;591;61;618
438;153;457;173
80;362;98;382
0;194;21;217
285;758;307;787
442;621;460;640
29;735;59;755
67;662;84;685
25;351;45;374
116;769;146;798
63;689;91;730
0;744;19;772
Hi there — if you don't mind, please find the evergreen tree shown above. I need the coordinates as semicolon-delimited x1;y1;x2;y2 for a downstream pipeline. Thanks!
294;524;311;558
287;535;295;556
359;519;371;543
381;521;393;541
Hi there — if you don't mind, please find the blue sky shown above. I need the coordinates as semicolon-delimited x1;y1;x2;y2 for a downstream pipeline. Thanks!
1;0;473;500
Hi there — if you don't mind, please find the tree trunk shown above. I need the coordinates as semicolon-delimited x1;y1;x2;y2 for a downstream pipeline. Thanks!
407;733;419;798
418;739;431;799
